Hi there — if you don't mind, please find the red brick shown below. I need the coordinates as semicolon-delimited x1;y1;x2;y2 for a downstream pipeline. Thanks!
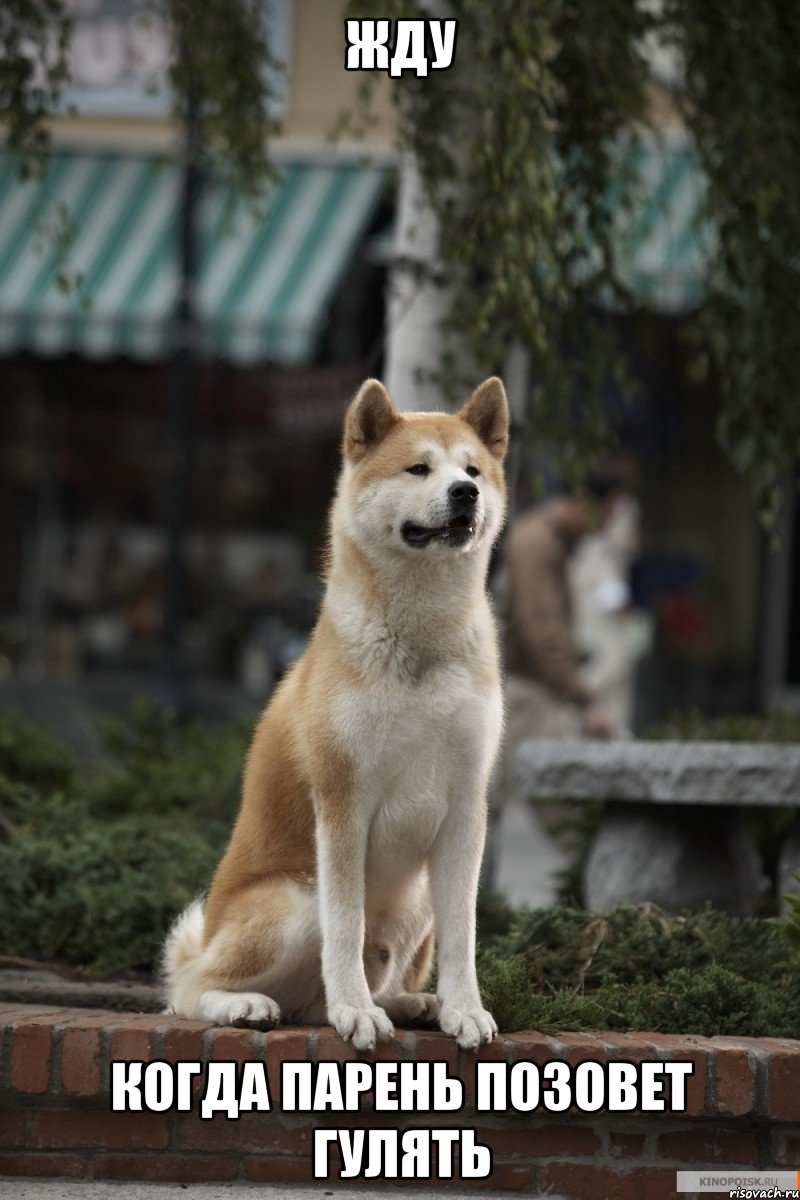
652;1032;710;1113
769;1045;800;1122
108;1016;169;1064
771;1130;800;1166
598;1032;662;1061
369;1031;410;1062
641;1032;711;1117
556;1032;610;1068
264;1028;309;1105
652;1033;705;1055
209;1026;259;1066
505;1031;564;1064
314;1026;357;1063
244;1155;316;1183
0;1108;25;1148
317;1152;537;1190
110;1013;169;1028
60;1019;116;1096
462;1032;506;1108
176;1113;312;1155
657;1127;758;1165
311;1025;410;1067
731;1036;800;1053
540;1162;641;1200
94;1153;239;1182
608;1130;648;1159
358;1033;416;1110
460;1161;538;1190
162;1020;210;1064
641;1165;683;1200
30;1108;169;1151
412;1029;459;1072
712;1046;755;1117
0;1152;86;1178
9;1016;62;1093
625;1028;715;1116
481;1123;601;1158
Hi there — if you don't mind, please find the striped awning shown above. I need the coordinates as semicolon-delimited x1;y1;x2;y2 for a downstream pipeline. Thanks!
611;133;711;313
0;151;389;363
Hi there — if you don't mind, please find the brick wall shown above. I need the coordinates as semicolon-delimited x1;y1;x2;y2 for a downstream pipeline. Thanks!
1;1002;799;1197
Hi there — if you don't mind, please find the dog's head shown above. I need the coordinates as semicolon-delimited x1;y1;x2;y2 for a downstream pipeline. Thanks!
336;377;509;562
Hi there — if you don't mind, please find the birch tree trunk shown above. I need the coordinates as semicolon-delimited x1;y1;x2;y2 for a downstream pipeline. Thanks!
383;151;451;412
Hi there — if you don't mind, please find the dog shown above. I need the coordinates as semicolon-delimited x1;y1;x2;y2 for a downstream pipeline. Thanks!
163;375;509;1051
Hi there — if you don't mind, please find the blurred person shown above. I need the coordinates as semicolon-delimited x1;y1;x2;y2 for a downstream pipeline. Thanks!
503;468;627;744
488;469;628;909
570;489;653;732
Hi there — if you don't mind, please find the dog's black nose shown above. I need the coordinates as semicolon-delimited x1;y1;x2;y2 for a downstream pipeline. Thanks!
448;480;479;508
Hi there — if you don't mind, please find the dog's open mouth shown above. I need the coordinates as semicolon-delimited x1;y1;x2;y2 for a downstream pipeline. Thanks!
401;513;476;548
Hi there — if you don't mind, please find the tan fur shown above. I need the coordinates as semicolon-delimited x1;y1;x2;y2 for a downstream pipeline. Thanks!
164;377;509;1050
403;927;436;993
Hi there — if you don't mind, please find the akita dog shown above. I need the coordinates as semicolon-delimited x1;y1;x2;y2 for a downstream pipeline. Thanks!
163;376;509;1050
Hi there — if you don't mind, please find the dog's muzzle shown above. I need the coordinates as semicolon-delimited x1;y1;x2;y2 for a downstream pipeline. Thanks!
401;482;480;548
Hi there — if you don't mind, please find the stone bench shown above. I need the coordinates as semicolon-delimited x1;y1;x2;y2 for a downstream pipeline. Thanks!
515;740;800;914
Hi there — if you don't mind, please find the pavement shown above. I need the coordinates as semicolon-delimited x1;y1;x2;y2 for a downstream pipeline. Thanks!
0;1183;556;1199
493;795;566;909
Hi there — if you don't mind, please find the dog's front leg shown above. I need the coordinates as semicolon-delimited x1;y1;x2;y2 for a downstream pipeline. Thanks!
428;795;497;1050
316;809;394;1051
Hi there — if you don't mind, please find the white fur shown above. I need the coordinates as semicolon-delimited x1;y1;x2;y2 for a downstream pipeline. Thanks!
315;431;504;1049
199;990;280;1027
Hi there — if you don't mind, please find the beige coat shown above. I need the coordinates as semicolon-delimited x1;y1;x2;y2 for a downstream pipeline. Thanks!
504;503;590;707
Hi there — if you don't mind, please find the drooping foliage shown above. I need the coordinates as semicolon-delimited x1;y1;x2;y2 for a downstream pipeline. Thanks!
663;0;800;526
4;1;800;514
1;0;72;166
1;0;281;193
350;0;800;517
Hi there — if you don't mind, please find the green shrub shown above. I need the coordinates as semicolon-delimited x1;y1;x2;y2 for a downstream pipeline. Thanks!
494;903;795;989
785;873;800;954
475;902;800;1037
0;814;226;974
648;707;800;743
2;705;800;1038
0;701;246;975
0;707;74;791
90;697;248;819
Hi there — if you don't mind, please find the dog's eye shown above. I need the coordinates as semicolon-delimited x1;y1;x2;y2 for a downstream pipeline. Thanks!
406;463;430;476
466;465;480;478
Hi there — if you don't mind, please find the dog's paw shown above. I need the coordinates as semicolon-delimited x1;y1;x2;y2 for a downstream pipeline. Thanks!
329;1003;394;1051
199;989;281;1029
384;992;440;1025
438;1002;497;1050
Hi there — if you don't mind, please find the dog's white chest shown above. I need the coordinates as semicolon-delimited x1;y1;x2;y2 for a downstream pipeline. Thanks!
333;662;502;884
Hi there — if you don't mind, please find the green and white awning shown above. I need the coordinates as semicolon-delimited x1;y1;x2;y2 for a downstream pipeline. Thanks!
611;133;711;312
0;151;389;363
0;136;708;362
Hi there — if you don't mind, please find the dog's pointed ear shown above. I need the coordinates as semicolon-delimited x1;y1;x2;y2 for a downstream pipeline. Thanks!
344;379;400;462
459;377;509;460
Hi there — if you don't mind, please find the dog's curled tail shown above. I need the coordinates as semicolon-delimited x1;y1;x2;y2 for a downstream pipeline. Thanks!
161;898;205;1014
